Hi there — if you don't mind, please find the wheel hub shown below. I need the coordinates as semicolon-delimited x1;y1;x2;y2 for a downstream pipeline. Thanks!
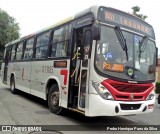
51;91;59;106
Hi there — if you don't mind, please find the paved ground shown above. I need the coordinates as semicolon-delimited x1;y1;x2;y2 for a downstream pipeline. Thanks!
0;80;160;134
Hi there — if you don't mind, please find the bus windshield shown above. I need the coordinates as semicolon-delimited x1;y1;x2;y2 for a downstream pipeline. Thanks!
95;25;156;82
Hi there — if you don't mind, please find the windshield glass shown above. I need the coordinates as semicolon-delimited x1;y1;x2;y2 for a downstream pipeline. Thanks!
95;25;156;82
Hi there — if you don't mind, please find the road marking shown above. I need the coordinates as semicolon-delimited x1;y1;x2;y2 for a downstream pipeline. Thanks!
121;116;138;123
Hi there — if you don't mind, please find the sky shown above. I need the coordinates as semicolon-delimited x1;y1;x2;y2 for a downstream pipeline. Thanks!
0;0;159;53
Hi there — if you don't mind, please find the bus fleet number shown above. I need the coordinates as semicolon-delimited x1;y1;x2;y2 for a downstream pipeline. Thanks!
42;66;53;73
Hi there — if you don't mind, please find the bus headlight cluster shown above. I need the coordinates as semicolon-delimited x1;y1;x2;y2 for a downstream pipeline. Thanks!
92;81;114;100
146;90;155;100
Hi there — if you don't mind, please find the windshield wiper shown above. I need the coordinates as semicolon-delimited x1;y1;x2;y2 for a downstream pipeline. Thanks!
114;26;128;61
138;36;148;62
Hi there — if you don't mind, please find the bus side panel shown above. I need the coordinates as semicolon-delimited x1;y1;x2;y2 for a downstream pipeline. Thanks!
30;61;47;99
7;62;30;93
1;63;5;83
7;62;14;86
30;60;70;108
13;62;23;92
17;61;31;93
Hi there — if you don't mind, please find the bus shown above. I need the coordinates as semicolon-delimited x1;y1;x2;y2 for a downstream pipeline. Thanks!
1;5;158;116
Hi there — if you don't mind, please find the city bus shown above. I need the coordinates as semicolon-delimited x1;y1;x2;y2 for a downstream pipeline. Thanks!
1;5;158;116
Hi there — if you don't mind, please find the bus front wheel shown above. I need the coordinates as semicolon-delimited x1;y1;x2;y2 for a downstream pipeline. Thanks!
48;84;64;115
10;76;16;94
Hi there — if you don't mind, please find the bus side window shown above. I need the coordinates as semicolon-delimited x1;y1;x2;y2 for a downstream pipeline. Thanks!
35;31;50;59
16;42;23;60
8;47;12;61
23;38;34;60
51;24;71;58
3;46;12;61
11;44;17;61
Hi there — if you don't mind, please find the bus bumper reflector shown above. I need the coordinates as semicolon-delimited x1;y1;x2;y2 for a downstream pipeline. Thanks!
148;104;154;109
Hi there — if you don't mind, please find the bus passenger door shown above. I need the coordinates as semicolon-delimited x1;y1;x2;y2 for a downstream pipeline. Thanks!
3;49;10;84
77;27;91;111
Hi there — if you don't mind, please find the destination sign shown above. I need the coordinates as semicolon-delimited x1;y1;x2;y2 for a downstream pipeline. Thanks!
103;62;124;72
54;61;67;68
98;7;155;38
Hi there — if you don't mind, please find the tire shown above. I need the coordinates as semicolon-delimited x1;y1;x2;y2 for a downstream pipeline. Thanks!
158;94;160;104
10;76;16;94
48;84;64;115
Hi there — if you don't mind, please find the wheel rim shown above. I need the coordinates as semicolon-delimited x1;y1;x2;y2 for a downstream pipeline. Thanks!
51;91;59;106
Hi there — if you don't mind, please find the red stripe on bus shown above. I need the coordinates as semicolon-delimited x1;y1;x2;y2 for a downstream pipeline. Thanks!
60;70;68;85
22;68;24;79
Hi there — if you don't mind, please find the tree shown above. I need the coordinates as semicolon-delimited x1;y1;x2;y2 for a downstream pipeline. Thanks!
0;8;20;60
131;6;147;20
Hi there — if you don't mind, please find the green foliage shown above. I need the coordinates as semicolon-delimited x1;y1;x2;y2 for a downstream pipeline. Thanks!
0;8;20;59
131;6;147;20
155;82;160;94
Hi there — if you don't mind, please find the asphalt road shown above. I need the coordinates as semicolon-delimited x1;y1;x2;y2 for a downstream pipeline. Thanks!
0;80;160;134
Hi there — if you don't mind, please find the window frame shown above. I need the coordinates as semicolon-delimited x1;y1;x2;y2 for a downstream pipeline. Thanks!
23;37;35;60
7;23;72;62
3;46;12;62
34;31;51;59
50;24;71;58
15;41;24;61
10;43;17;61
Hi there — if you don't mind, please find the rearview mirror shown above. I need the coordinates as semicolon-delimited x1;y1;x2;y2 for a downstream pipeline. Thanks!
92;23;100;40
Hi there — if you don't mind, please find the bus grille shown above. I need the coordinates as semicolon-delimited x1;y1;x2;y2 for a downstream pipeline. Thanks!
101;79;154;101
120;104;141;110
110;84;150;93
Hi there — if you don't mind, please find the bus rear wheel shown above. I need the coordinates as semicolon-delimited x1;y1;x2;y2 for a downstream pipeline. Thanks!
10;76;16;94
48;84;64;115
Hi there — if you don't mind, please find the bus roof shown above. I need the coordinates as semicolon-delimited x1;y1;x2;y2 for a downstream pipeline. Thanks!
5;15;74;47
5;5;154;47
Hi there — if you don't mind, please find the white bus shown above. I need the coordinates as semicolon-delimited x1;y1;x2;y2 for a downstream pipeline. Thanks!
1;5;158;116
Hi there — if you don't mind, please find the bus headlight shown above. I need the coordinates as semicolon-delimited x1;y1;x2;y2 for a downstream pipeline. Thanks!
146;90;155;100
92;81;114;100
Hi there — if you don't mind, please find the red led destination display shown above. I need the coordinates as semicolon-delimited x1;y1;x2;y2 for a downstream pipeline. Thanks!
98;7;155;38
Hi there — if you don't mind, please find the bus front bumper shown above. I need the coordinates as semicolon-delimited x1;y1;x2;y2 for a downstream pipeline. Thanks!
86;94;155;117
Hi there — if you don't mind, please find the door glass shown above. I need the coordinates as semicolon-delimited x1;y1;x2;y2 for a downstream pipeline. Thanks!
79;70;87;108
82;30;91;67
